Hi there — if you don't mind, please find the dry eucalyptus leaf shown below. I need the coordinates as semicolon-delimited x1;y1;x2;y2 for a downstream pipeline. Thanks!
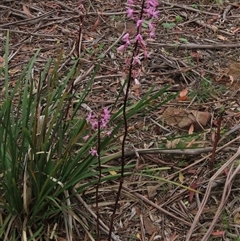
188;124;194;134
0;56;4;68
217;35;228;41
179;172;184;183
228;62;240;78
162;107;185;126
143;216;156;235
178;115;194;129
178;110;210;129
234;213;240;224
166;139;181;148
147;185;158;198
217;62;240;87
163;107;210;130
190;110;211;126
116;21;137;37
23;5;33;18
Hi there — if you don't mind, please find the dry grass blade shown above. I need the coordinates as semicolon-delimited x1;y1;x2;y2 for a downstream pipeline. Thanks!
122;185;192;226
202;162;240;240
73;188;121;241
186;146;240;240
169;135;240;179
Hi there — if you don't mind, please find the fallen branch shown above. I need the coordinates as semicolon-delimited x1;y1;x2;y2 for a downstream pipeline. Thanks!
161;1;220;16
101;146;237;163
148;42;240;50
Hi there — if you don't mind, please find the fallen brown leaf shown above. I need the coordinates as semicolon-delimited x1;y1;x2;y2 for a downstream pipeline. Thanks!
23;5;33;18
143;216;156;235
166;139;180;148
179;172;184;183
92;15;100;31
211;230;225;237
234;212;240;224
189;182;197;202
179;88;188;97
147;185;158;198
162;107;210;131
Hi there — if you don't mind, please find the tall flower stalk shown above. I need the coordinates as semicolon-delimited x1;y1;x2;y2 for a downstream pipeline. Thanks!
108;0;159;240
85;108;111;240
117;0;159;85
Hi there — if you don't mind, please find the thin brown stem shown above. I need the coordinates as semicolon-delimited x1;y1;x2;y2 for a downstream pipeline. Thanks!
209;115;222;176
96;117;101;241
108;1;146;240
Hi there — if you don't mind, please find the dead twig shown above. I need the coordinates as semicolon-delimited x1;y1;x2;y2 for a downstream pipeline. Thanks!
222;4;233;22
148;42;240;49
209;114;223;176
122;185;192;226
101;146;237;163
0;27;63;38
162;1;220;16
168;135;240;179
0;10;56;27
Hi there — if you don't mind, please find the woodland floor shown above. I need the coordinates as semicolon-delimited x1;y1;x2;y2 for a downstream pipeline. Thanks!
0;0;240;240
